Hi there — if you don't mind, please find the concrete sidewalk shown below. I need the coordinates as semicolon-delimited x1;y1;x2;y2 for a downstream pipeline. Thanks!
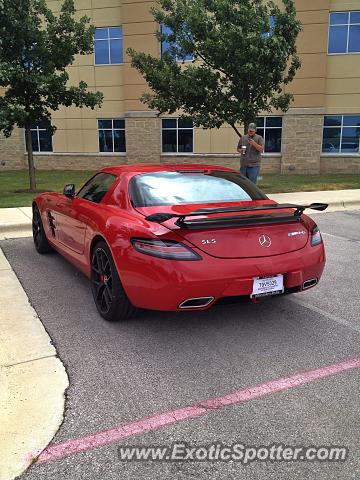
0;248;69;480
1;190;360;239
0;207;33;239
271;188;360;212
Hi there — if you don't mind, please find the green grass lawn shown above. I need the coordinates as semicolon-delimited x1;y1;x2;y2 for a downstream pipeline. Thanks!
258;173;360;194
0;170;93;208
1;170;360;208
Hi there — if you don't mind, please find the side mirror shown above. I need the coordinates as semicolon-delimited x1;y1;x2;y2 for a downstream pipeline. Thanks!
63;184;76;199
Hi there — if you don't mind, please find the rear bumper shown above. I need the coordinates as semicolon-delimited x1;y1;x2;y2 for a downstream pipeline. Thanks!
115;243;325;311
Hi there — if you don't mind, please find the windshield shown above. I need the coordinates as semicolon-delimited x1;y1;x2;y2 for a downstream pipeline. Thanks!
130;170;267;207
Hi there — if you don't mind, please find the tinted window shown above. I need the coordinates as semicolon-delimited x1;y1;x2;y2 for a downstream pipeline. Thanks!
130;171;266;207
256;116;282;153
324;115;342;127
77;173;116;204
322;115;360;153
98;119;126;153
322;128;340;153
342;127;359;152
330;12;349;25
30;120;53;153
328;11;360;54
343;115;360;127
262;16;275;38
161;118;194;153
264;128;282;153
94;27;123;65
328;25;348;53
349;24;360;52
351;12;360;23
160;24;194;61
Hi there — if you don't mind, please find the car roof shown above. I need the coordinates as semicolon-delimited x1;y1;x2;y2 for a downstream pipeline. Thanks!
100;164;236;176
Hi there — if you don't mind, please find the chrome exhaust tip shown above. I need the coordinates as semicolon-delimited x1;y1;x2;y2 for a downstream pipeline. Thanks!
303;278;318;290
178;297;214;309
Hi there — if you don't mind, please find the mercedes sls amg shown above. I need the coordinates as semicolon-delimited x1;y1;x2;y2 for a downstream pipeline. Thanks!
32;164;327;321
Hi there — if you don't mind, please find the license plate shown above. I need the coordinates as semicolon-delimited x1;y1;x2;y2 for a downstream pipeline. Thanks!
251;274;284;298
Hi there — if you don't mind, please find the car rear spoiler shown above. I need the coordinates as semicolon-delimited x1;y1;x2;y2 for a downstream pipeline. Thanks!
145;203;328;229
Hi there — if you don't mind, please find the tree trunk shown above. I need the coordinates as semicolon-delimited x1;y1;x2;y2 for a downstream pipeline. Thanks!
25;123;36;191
229;123;242;138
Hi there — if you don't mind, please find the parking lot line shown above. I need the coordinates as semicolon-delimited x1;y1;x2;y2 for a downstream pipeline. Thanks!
322;232;360;243
289;297;360;334
30;355;360;466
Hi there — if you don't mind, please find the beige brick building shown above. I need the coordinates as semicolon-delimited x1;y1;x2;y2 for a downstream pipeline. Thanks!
1;0;360;174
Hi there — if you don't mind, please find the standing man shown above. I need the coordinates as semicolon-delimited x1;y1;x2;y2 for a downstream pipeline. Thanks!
237;123;264;184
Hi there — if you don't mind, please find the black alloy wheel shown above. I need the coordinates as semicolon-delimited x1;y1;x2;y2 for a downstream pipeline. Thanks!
32;205;53;254
90;241;137;321
91;247;114;316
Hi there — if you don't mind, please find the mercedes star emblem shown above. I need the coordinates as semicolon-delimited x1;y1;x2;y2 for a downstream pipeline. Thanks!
259;234;272;248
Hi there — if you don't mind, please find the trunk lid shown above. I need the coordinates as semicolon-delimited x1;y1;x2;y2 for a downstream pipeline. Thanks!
136;201;310;259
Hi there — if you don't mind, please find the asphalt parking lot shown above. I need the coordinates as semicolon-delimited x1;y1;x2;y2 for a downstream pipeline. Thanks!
2;210;360;480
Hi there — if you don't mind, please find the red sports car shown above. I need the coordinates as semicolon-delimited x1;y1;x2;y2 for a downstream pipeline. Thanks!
33;164;327;321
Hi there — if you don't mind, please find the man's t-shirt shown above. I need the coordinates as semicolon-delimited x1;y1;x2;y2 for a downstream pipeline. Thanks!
238;134;264;167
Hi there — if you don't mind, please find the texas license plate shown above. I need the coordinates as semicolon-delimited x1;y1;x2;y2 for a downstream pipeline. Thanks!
251;274;284;298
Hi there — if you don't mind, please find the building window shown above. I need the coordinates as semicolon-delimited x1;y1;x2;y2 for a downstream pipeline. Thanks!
160;25;194;61
98;119;126;153
30;120;53;152
262;16;275;39
162;118;193;153
94;27;123;65
256;116;282;153
322;115;360;154
328;11;360;54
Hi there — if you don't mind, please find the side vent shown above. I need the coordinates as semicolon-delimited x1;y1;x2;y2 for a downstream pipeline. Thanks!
48;212;56;237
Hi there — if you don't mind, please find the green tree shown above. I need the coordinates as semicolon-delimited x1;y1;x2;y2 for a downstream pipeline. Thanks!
0;0;103;191
128;0;302;138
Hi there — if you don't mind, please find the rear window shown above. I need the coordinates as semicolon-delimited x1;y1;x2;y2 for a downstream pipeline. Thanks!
130;170;267;207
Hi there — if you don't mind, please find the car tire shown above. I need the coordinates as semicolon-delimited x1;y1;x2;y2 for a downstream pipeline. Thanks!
32;205;54;254
90;241;137;322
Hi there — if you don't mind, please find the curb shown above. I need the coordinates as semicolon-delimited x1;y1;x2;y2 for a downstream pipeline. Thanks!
0;248;69;480
0;222;32;233
0;207;33;240
269;189;360;214
276;200;360;212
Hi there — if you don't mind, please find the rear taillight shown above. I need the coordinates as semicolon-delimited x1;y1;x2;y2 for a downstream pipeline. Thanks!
310;226;322;246
131;238;202;260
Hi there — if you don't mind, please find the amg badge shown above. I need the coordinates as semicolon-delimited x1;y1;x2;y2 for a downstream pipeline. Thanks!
288;231;306;237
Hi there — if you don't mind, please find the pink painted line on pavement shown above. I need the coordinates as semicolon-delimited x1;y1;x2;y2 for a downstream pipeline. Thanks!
31;355;360;465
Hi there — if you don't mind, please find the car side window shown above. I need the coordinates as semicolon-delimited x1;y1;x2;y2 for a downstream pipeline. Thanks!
77;173;116;204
